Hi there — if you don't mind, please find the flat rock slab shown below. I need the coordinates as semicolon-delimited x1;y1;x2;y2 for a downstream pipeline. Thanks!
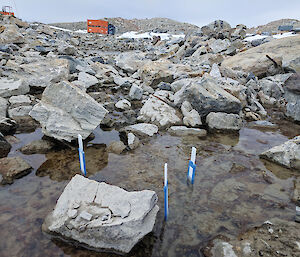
168;126;207;137
123;123;158;137
0;156;32;184
260;136;300;170
43;175;159;254
29;81;108;142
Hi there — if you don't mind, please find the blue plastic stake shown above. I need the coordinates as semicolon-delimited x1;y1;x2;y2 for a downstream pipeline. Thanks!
164;163;168;221
187;147;197;184
78;134;87;176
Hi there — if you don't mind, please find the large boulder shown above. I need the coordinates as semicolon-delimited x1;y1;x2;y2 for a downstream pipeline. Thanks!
19;59;69;89
173;75;242;116
222;35;300;78
138;91;181;128
260;136;300;170
29;81;108;142
206;112;243;131
209;39;231;54
42;175;159;254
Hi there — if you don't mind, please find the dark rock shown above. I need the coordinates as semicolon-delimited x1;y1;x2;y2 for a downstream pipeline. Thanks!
0;117;18;135
158;82;172;91
0;133;11;158
0;45;13;54
91;56;105;64
34;45;50;54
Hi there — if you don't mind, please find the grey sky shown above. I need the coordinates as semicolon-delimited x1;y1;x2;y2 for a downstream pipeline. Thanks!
4;0;300;28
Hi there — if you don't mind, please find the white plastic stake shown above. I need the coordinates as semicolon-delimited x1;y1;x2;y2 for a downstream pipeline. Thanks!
164;163;168;220
78;134;86;176
188;147;196;181
164;163;168;186
78;134;83;152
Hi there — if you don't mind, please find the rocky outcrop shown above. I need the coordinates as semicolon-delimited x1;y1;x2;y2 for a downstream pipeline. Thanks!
29;81;108;142
260;136;300;170
42;175;159;254
222;35;300;78
206;112;243;131
173;75;242;116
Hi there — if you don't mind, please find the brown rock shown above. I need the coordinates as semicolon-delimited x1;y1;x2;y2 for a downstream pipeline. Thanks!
0;156;32;184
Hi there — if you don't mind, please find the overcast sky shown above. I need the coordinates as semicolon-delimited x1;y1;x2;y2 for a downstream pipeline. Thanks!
5;0;300;28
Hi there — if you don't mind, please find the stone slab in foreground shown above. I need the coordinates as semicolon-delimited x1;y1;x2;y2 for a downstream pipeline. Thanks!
30;81;108;142
42;175;159;254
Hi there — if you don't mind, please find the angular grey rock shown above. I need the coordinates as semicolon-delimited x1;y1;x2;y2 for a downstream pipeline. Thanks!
209;39;231;54
127;133;140;150
58;44;77;56
123;123;158;137
78;72;98;89
42;175;159;254
260;136;300;170
0;97;8;118
29;81;108;142
0;25;25;44
129;84;143;100
19;59;69;89
285;90;300;122
115;51;148;73
181;101;202;127
210;63;222;78
8;106;33;118
0;78;29;98
9;95;31;108
115;99;131;110
206;112;243;131
168;126;207;137
138;92;181;128
173;75;242;116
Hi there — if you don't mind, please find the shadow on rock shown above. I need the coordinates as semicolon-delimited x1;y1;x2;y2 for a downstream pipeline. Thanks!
36;144;108;181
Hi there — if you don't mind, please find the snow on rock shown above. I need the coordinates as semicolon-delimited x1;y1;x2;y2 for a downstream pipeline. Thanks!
118;31;185;40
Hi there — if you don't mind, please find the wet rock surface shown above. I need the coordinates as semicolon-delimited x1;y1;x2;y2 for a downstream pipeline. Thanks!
43;175;159;254
0;156;32;184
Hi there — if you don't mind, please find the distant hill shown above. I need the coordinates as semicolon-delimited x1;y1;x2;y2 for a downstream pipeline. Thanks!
247;19;300;34
50;17;199;34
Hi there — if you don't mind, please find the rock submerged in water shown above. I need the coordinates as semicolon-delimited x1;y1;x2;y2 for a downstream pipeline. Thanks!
260;136;300;170
29;81;108;142
42;175;159;254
